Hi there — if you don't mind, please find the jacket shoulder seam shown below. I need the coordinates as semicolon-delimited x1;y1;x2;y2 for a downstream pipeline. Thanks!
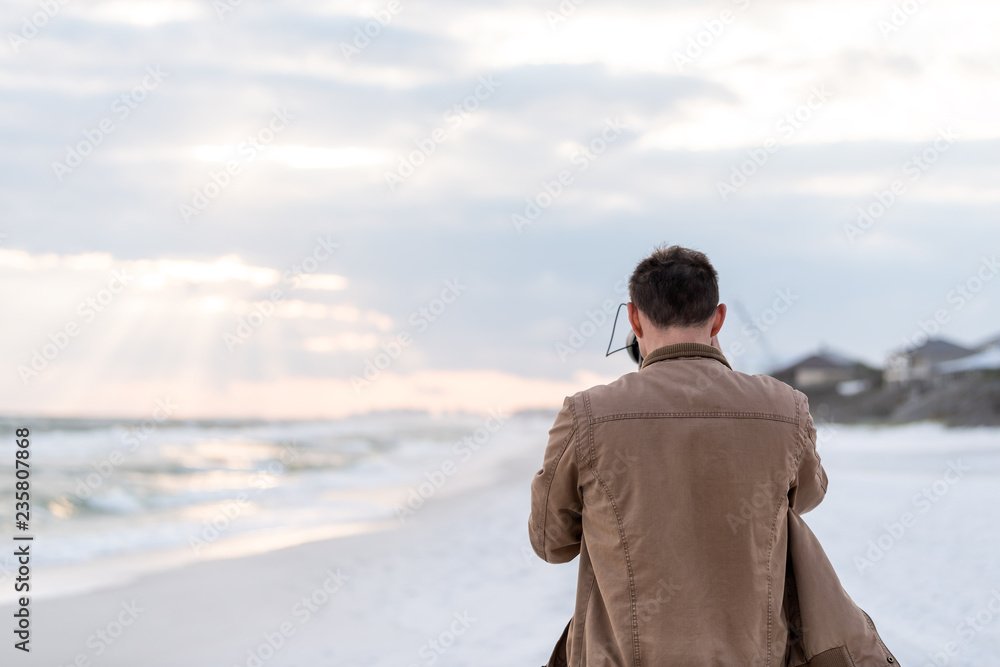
537;405;578;561
583;391;595;465
791;392;810;471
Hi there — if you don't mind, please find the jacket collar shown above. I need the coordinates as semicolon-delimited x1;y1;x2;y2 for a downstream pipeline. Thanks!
639;342;732;371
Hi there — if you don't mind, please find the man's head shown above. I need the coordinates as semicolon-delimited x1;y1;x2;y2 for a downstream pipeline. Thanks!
626;245;726;357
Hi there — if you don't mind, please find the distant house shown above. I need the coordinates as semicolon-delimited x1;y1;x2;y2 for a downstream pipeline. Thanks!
772;349;876;393
884;337;977;383
938;347;1000;375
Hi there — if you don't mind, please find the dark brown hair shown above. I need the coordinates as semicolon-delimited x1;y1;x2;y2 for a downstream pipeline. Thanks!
629;245;719;329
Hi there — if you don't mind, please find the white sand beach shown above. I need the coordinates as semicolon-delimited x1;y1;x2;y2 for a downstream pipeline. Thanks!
3;418;999;666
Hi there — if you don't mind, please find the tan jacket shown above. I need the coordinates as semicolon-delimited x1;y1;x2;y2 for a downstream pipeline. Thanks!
529;343;897;666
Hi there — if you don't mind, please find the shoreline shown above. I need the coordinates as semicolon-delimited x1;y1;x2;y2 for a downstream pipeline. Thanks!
0;432;578;666
0;519;396;606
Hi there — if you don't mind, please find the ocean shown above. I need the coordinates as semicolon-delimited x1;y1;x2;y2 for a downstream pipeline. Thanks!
0;409;541;600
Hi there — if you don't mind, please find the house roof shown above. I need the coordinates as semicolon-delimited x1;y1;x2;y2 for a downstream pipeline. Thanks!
773;350;861;374
939;347;1000;373
910;338;976;362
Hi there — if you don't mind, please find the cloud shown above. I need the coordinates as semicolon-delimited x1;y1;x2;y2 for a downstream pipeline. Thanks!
0;368;617;418
303;334;379;353
196;145;390;170
2;0;1000;416
83;1;206;26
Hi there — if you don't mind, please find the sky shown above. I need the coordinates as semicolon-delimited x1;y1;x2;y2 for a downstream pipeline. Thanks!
1;0;998;418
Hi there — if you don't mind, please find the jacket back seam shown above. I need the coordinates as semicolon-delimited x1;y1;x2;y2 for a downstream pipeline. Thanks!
574;565;599;667
765;494;787;667
590;411;797;425
584;391;642;667
771;389;803;666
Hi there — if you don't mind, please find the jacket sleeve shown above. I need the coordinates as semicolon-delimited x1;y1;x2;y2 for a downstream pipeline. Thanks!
788;393;828;514
529;396;583;563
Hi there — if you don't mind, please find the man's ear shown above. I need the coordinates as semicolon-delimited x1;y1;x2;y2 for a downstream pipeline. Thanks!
710;303;727;338
626;302;644;339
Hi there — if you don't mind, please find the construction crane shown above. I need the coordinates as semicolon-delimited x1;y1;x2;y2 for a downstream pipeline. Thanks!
732;299;781;373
